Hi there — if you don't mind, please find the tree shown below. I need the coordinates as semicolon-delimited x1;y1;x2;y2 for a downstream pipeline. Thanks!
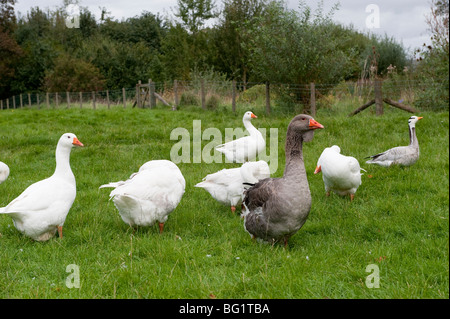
361;34;408;76
99;11;166;51
175;0;217;34
414;0;449;109
0;0;23;98
245;1;352;85
213;0;268;84
160;22;193;80
43;54;105;92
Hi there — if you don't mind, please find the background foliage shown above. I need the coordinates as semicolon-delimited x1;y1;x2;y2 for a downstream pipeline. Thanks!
0;0;448;110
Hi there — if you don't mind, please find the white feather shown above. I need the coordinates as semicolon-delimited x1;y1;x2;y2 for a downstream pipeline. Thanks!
100;160;185;227
315;145;363;197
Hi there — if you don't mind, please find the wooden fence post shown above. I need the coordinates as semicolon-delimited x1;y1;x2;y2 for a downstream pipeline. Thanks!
310;83;316;117
55;93;59;108
92;91;96;109
46;93;49;108
0;100;2;109
79;92;83;109
374;78;383;116
265;81;271;115
232;80;236;113
122;88;126;108
136;80;141;108
20;94;23;108
66;91;70;108
28;93;31;108
201;79;206;110
13;96;16;109
149;79;156;108
37;93;40;109
6;99;9;109
174;80;179;110
106;90;110;109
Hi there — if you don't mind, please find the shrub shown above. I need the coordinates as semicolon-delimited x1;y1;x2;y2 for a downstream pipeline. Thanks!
206;94;220;109
179;91;199;106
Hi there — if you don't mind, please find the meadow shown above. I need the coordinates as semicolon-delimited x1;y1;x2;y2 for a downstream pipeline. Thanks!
0;102;448;299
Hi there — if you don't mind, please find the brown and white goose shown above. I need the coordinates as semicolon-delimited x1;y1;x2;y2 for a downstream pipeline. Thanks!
241;114;324;246
365;116;423;167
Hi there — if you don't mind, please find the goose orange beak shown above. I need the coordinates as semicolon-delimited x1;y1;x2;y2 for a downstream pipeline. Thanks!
309;119;324;129
417;116;423;120
72;137;84;147
314;165;321;174
251;113;257;119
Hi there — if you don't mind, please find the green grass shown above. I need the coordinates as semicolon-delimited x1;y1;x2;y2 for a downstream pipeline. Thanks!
0;104;448;299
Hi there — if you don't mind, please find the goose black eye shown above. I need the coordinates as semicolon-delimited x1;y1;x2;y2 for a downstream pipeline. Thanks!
67;136;71;139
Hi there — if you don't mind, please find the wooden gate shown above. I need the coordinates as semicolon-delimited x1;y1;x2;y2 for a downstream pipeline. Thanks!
134;79;175;110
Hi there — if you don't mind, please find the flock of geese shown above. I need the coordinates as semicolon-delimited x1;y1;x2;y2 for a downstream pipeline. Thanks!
0;112;423;246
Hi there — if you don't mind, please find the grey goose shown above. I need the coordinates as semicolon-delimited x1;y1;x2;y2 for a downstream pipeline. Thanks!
241;114;324;247
365;116;423;167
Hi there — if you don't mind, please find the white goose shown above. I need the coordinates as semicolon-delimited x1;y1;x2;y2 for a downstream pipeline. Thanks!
99;160;185;233
366;116;423;167
314;145;364;201
195;160;270;213
0;161;9;184
215;111;266;163
0;133;84;241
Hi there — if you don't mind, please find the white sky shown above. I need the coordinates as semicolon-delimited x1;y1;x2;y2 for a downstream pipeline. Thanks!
13;0;433;54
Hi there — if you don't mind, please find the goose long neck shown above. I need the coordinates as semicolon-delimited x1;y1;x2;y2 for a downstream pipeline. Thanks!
53;144;74;179
243;118;257;135
283;128;305;179
409;124;419;147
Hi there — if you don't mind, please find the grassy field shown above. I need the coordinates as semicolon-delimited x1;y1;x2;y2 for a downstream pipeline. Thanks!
0;103;448;299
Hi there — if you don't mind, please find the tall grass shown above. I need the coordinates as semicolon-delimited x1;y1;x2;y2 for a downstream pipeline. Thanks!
0;104;448;299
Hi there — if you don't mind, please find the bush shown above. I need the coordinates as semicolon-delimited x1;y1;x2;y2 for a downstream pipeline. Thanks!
206;94;220;109
43;54;105;92
179;91;199;106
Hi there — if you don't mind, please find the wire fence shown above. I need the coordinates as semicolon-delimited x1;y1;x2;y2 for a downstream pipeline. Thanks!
1;78;448;115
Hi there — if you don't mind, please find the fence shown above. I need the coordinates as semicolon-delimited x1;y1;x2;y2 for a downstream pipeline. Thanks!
0;78;445;115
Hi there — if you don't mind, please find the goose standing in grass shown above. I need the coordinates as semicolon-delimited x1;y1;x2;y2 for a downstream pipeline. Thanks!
365;116;423;167
0;161;9;184
215;111;266;163
241;114;324;246
314;145;363;201
195;160;270;213
99;160;185;233
0;133;84;241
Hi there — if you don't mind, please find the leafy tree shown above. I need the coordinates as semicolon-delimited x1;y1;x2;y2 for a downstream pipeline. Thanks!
414;0;449;109
14;7;52;44
43;54;105;92
361;34;408;76
77;35;161;89
213;0;268;84
99;11;166;51
0;0;23;98
245;1;353;86
9;39;57;93
175;0;217;34
160;22;192;80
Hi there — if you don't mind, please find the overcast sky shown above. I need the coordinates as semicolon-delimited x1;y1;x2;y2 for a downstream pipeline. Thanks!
13;0;433;54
